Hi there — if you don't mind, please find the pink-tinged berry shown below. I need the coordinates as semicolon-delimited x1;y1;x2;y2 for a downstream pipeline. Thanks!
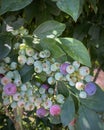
36;107;47;118
3;83;17;96
60;63;70;75
1;76;11;85
84;82;97;96
50;104;61;116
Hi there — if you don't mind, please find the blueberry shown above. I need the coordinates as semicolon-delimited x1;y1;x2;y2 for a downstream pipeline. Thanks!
60;62;70;75
84;82;97;96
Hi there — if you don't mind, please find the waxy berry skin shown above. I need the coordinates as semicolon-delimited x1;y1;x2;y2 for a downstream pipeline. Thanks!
36;107;47;118
60;63;70;75
3;83;17;96
84;82;97;96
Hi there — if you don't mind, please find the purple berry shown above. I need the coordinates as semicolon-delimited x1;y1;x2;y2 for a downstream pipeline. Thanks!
60;63;70;75
41;84;49;90
84;82;97;96
3;83;17;96
36;107;47;118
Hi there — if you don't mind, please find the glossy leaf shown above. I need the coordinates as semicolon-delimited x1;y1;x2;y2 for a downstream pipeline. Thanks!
80;84;104;112
33;20;66;39
19;64;34;83
0;33;12;59
57;38;91;67
57;81;69;97
0;0;32;15
61;95;75;126
75;105;103;130
57;0;84;22
40;38;65;59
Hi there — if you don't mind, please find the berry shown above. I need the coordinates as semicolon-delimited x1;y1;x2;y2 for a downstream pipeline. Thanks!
26;57;34;65
6;71;14;79
75;82;84;90
25;48;34;56
72;61;80;70
10;62;17;70
13;93;21;101
41;84;49;90
60;62;70;75
56;94;64;104
84;75;93;82
66;65;75;74
36;107;47;118
39;87;46;94
50;104;61;116
44;50;51;58
3;83;17;96
79;91;87;98
79;66;90;76
18;55;27;65
43;99;52;109
51;62;60;72
1;76;11;85
84;82;97;96
48;88;54;95
55;72;63;80
47;77;56;85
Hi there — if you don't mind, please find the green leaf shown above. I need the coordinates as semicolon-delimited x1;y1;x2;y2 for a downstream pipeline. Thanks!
0;33;12;59
19;64;34;83
57;0;84;22
57;81;69;97
80;85;104;112
40;38;65;59
57;38;91;67
33;20;66;39
61;95;75;126
75;105;103;130
0;0;32;15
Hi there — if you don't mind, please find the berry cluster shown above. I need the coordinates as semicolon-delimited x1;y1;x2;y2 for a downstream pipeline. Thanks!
0;40;97;118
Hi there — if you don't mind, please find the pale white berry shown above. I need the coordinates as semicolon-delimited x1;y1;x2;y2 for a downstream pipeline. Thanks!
24;103;35;111
47;77;56;85
55;72;63;80
26;57;34;65
10;62;17;70
6;71;14;79
18;55;27;65
48;88;54;95
25;48;34;56
56;94;65;104
79;91;87;98
66;65;75;74
72;61;80;70
13;93;21;101
11;102;17;109
84;75;93;82
35;98;42;107
17;99;25;107
79;66;90;76
75;82;84;90
21;84;27;91
43;99;52;109
39;87;46;94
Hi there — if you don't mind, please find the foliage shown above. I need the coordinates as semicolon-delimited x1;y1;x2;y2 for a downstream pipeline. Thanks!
0;0;104;130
